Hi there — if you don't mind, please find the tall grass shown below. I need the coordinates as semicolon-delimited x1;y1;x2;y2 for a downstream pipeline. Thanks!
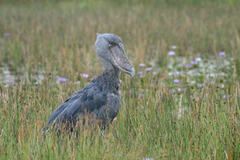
0;1;239;159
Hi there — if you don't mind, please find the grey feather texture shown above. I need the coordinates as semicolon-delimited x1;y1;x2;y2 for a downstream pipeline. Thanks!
43;33;134;131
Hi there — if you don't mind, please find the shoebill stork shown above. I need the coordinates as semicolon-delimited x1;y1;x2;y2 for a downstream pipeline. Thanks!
43;33;135;131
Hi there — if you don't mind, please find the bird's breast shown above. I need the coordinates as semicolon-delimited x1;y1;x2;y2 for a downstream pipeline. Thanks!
106;92;121;112
92;92;121;125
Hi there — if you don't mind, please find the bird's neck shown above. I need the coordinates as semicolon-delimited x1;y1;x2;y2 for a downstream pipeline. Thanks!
102;66;120;81
102;67;120;92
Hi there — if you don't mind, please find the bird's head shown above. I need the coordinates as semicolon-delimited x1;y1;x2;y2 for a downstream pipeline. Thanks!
94;33;135;77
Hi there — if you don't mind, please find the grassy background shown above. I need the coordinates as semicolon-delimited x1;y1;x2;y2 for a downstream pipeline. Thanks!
0;0;240;159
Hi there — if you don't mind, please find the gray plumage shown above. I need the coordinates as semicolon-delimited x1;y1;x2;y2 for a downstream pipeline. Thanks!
43;33;135;131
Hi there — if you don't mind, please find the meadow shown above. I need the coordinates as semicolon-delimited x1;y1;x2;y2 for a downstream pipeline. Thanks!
0;0;240;159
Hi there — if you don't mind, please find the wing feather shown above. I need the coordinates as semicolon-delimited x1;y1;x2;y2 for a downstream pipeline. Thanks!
46;87;107;126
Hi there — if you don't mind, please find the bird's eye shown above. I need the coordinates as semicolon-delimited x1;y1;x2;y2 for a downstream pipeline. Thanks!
109;42;114;46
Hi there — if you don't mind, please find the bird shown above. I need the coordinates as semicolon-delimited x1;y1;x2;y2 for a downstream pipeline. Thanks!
43;33;135;132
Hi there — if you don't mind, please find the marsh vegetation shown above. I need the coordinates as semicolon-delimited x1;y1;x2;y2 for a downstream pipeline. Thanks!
0;0;240;159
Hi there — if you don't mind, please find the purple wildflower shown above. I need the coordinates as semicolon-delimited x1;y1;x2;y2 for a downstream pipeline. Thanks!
218;52;226;57
80;73;89;78
139;94;144;98
178;88;182;92
57;77;67;82
173;79;179;84
138;71;143;75
4;33;11;37
191;61;198;65
223;95;230;99
128;90;133;95
185;64;192;68
198;84;204;87
168;51;176;56
175;71;182;75
145;68;152;71
8;80;15;84
171;45;177;49
195;57;202;62
139;63;146;67
143;158;154;160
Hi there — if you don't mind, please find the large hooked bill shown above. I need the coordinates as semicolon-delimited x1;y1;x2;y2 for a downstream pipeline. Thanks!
109;43;135;77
